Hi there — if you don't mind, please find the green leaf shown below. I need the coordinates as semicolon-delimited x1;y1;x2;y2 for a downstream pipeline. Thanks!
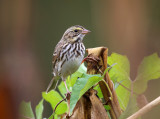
119;95;138;119
108;53;131;110
19;101;35;119
48;114;54;119
42;90;68;115
35;99;44;119
108;53;130;82
58;63;86;97
104;105;111;111
54;114;59;119
58;81;68;98
107;111;112;119
102;63;117;78
94;84;103;99
114;80;123;89
70;73;102;113
77;63;87;73
134;53;160;94
48;113;60;119
80;74;102;96
70;63;87;87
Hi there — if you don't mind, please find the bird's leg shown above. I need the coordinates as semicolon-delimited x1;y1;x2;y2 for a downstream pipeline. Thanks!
64;80;70;94
63;80;71;116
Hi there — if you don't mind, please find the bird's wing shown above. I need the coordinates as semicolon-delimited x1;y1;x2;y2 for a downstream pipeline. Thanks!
52;40;67;75
46;40;65;92
52;40;63;69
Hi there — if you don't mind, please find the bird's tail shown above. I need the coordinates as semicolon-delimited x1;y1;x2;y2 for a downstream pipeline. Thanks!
46;76;60;93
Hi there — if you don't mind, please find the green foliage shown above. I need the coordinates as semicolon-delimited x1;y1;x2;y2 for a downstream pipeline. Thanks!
70;73;102;113
58;63;86;97
19;53;160;119
107;111;112;119
35;99;44;119
133;53;160;94
108;53;131;110
94;84;103;98
48;114;54;119
58;81;67;98
119;95;138;119
48;113;59;119
42;90;68;115
104;105;111;111
19;101;35;119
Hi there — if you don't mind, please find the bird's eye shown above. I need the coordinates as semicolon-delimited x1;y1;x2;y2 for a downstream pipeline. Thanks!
74;29;78;32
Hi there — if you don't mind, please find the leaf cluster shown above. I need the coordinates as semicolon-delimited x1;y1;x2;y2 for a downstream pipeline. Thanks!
19;53;160;119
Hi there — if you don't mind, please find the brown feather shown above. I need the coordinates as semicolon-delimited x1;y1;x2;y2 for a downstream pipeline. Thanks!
52;40;65;70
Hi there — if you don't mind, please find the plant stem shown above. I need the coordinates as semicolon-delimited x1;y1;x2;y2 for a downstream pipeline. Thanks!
53;98;66;113
127;96;160;119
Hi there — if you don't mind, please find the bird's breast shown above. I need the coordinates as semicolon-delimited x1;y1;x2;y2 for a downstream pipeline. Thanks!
60;55;84;78
55;42;85;79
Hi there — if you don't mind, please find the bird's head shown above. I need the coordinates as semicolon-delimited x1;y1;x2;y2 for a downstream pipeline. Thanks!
62;25;90;43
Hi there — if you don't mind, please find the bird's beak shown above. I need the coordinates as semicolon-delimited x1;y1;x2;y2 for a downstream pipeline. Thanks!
82;29;91;34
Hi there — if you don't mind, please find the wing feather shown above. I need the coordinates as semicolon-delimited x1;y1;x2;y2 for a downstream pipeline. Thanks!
52;40;67;75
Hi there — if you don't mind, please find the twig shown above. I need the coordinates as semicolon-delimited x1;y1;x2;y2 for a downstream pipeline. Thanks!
127;96;160;119
115;81;138;95
53;98;66;113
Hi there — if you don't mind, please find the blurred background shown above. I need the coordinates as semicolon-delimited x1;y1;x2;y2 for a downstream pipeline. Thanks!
0;0;160;118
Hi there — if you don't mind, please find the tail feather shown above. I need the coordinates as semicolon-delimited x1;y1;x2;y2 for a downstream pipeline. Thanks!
46;76;60;93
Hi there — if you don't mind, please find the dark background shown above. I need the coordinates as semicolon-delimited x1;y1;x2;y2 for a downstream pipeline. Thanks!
0;0;160;118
